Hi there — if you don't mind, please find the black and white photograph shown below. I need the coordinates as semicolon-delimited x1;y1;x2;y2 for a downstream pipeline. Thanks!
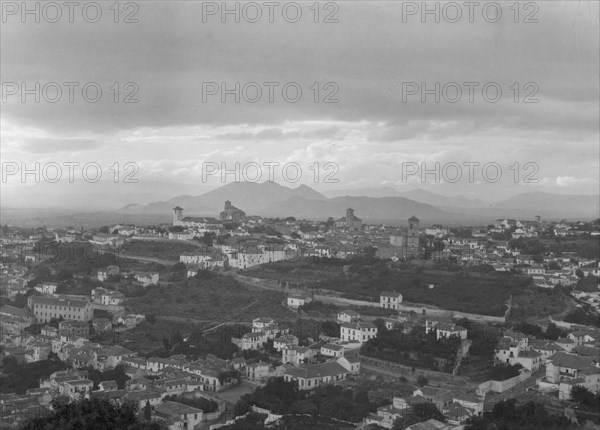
1;1;599;429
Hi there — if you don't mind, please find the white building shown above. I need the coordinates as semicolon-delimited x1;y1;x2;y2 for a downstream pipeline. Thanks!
340;321;378;343
380;291;403;310
287;294;312;309
337;310;360;323
320;343;345;357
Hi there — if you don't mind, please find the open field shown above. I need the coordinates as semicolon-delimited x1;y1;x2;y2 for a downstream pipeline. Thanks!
127;272;296;324
243;258;571;319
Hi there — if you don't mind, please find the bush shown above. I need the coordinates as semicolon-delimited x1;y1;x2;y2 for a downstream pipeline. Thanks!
18;398;165;430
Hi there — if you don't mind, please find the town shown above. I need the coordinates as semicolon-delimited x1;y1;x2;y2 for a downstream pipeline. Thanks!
1;199;599;430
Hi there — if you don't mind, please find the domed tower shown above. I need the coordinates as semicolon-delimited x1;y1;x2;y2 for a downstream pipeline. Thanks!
173;206;183;225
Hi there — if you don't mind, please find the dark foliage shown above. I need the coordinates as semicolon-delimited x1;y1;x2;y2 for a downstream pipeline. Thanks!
18;398;165;430
361;328;461;372
1;357;68;394
465;400;574;429
83;364;130;390
564;307;600;328
236;377;376;423
163;394;219;413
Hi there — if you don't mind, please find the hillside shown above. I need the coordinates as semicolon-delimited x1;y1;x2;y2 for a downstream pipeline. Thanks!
494;192;599;218
130;181;327;215
243;258;572;319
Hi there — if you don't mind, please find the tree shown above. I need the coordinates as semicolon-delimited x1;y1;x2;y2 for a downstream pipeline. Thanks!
18;398;165;430
218;370;242;385
99;226;110;234
373;318;388;334
547;261;561;270
318;321;340;338
545;323;563;340
576;269;585;279
571;385;600;409
199;232;217;246
143;400;152;421
417;375;428;387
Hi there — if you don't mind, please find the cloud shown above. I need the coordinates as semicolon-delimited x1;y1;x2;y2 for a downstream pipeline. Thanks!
1;1;598;203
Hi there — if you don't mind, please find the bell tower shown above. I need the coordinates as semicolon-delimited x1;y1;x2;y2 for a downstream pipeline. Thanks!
173;206;183;225
346;208;354;228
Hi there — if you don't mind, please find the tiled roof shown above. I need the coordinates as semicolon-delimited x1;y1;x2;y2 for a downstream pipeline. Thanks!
547;352;597;369
380;291;402;298
285;362;348;379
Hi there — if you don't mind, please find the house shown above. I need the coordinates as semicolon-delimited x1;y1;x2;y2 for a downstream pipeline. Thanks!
229;357;246;370
526;266;546;275
282;346;317;366
102;290;125;306
452;392;484;415
340;321;378;343
443;402;473;424
59;320;90;339
97;265;119;282
337;310;360;323
93;345;136;370
133;272;159;287
92;318;113;334
246;362;270;381
412;386;454;411
123;390;163;409
154;401;203;430
287;294;312;309
494;334;542;371
30;295;93;324
382;317;403;331
380;291;403;310
365;395;430;429
92;288;125;306
62;379;94;400
273;334;299;352
541;352;600;399
405;419;459;430
283;361;349;390
41;325;58;338
337;354;361;374
98;380;118;392
232;331;269;351
25;342;51;362
34;282;57;295
435;322;468;341
364;404;403;429
252;317;277;332
567;330;598;347
320;343;345;357
555;337;576;353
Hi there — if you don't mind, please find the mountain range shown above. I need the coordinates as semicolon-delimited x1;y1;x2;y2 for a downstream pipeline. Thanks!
120;182;599;224
2;181;597;228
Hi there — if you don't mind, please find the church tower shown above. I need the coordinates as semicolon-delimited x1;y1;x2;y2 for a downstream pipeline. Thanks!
408;215;420;230
406;215;420;254
173;206;183;225
346;208;354;229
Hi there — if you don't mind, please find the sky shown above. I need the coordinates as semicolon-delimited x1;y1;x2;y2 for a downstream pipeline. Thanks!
1;0;599;208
